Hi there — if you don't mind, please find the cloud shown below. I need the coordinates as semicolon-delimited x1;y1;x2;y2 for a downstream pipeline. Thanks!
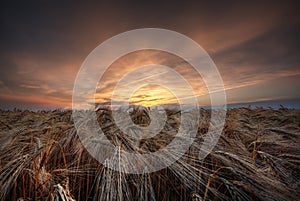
212;23;300;90
0;1;299;108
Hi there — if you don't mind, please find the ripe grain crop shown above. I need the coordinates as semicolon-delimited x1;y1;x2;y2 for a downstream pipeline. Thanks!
0;107;299;200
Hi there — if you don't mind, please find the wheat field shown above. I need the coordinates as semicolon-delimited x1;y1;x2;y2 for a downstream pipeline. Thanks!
0;107;299;200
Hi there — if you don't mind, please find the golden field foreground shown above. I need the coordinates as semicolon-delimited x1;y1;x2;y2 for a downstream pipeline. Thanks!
0;108;299;201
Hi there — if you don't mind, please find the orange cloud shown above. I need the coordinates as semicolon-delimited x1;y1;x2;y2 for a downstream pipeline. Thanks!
0;93;71;109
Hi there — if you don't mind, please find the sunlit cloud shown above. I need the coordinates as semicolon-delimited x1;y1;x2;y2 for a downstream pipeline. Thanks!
0;1;299;109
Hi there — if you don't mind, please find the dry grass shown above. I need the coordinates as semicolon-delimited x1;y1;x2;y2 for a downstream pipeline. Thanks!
0;107;299;200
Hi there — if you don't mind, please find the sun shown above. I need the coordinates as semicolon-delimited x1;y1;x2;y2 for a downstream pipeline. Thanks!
129;85;178;107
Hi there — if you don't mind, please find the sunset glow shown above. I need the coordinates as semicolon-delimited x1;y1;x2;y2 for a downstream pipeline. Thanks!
129;85;179;107
0;1;299;109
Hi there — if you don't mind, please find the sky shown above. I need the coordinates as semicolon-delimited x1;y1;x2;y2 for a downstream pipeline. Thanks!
0;0;300;109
